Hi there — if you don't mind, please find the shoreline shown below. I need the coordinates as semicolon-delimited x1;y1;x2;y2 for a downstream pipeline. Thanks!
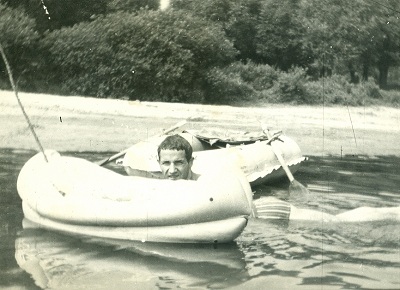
1;90;399;156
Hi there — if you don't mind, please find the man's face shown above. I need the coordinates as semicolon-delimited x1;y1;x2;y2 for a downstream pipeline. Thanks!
158;149;192;180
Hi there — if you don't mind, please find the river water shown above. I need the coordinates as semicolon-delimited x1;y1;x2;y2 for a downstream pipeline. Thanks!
1;149;399;289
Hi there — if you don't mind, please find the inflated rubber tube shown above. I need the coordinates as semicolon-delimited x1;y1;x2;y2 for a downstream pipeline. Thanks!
17;151;251;243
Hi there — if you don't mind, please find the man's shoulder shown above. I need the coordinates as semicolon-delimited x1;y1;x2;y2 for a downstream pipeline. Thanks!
189;172;201;181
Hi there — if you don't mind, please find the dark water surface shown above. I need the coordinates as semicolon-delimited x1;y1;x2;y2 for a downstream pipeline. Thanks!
1;149;399;289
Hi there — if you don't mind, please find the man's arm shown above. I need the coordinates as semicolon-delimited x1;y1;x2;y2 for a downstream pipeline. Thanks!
290;205;400;222
334;206;400;222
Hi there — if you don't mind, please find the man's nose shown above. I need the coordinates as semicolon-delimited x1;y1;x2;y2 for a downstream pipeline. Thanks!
169;163;176;172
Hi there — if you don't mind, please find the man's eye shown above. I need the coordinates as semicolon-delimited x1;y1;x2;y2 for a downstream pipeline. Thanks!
162;162;170;166
175;161;183;165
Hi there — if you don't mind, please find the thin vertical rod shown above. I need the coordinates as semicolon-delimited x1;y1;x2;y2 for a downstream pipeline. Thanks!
0;43;48;162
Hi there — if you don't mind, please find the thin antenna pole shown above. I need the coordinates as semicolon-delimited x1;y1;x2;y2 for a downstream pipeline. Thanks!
346;104;358;148
322;53;325;156
0;43;48;162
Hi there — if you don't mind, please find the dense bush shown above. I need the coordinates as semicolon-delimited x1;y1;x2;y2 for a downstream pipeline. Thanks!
42;9;237;101
204;66;255;104
1;1;398;106
381;89;400;107
203;64;391;106
2;0;110;32
0;4;40;90
234;61;278;91
106;0;159;13
348;80;382;105
303;75;383;105
203;62;279;103
303;75;350;104
271;67;309;104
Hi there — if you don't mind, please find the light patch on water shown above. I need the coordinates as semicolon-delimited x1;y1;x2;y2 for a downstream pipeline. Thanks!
379;191;400;198
306;184;334;192
336;170;354;175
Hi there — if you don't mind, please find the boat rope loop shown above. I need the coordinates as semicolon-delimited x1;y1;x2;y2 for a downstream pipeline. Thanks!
0;43;48;162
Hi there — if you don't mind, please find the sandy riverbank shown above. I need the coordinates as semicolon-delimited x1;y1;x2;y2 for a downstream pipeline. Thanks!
1;90;399;156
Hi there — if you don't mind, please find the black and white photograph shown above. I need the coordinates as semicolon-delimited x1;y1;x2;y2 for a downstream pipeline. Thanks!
1;0;399;289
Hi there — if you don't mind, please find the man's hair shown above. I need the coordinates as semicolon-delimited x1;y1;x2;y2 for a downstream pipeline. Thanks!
157;134;193;161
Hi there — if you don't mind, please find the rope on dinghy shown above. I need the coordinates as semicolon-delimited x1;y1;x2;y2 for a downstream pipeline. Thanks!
0;43;48;162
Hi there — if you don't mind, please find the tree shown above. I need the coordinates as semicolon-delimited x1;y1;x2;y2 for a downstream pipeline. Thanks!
373;0;400;87
225;0;262;62
301;0;365;80
42;9;237;101
173;0;263;62
256;0;312;71
106;0;159;13
172;0;231;23
301;0;400;87
1;0;109;32
0;4;39;89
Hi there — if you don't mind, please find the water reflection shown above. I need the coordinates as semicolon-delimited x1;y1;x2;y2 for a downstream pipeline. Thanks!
234;154;400;289
237;218;400;289
15;223;249;289
255;155;400;213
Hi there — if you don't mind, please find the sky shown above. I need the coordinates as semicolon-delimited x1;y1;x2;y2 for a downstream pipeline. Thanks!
160;0;170;10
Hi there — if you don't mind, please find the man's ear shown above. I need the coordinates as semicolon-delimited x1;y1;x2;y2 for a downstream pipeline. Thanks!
188;157;194;167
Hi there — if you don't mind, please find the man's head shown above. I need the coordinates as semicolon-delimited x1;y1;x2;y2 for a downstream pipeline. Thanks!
157;134;194;180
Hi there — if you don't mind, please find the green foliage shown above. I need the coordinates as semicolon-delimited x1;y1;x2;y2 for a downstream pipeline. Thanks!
2;0;109;32
301;0;400;87
380;89;400;107
303;75;352;104
106;0;159;13
173;0;262;62
272;67;309;103
42;9;237;101
1;0;399;105
350;79;382;102
301;0;354;77
238;61;278;91
304;76;383;105
0;4;40;90
0;4;38;48
204;61;278;104
172;0;231;23
225;0;262;61
256;0;311;70
204;66;255;104
204;64;391;106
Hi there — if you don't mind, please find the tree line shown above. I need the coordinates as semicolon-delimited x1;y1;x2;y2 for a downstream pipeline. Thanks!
0;0;399;105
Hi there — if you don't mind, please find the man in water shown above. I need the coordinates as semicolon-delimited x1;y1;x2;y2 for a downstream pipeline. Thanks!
157;134;200;181
157;135;399;222
254;196;400;222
